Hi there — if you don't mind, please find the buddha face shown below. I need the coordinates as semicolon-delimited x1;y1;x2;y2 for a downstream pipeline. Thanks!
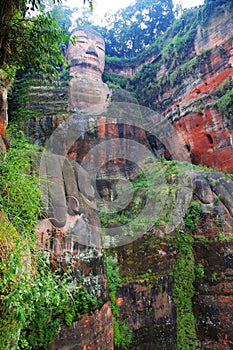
69;28;105;74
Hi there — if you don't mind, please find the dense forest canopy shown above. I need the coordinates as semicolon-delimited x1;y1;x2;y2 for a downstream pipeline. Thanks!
98;0;175;58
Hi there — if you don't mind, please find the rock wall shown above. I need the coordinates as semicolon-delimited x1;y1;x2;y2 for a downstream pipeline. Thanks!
48;302;113;350
106;3;233;173
37;212;114;349
110;169;233;349
171;28;233;171
25;77;70;116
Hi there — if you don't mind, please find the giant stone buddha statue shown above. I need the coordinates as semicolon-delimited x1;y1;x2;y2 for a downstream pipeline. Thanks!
67;26;111;113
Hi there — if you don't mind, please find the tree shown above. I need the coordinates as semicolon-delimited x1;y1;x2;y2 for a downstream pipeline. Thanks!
0;0;93;78
51;5;73;31
100;0;175;58
73;6;95;27
0;0;71;79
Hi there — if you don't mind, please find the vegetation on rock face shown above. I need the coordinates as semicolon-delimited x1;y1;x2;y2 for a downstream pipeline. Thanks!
8;70;41;126
8;66;71;126
99;159;209;241
215;78;233;120
105;254;133;349
103;0;233;112
103;71;128;90
196;77;233;118
128;6;200;108
173;201;202;350
0;131;41;235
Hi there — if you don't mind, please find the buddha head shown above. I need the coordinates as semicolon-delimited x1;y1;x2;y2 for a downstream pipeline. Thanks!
67;26;110;113
68;26;105;76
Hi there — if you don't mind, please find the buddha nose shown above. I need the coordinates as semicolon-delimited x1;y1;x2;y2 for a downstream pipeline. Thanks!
86;44;98;58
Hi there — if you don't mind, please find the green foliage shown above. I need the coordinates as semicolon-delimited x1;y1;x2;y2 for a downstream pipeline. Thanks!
1;251;98;349
128;6;200;107
106;0;231;109
105;254;132;349
17;268;97;349
0;66;17;87
211;272;217;282
200;0;233;26
173;201;202;349
100;160;208;238
51;5;72;31
99;0;174;58
0;131;41;236
214;194;221;205
105;255;121;293
185;201;202;232
103;71;128;89
73;5;95;27
173;228;197;349
8;70;39;124
113;318;133;350
216;88;233;119
0;0;70;81
8;66;70;125
195;263;205;278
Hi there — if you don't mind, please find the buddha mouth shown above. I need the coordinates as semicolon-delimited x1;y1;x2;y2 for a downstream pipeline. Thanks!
70;57;103;73
85;54;100;63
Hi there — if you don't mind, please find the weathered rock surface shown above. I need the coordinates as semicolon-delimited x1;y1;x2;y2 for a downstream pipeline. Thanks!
48;302;113;350
107;169;233;349
106;4;233;172
160;18;233;171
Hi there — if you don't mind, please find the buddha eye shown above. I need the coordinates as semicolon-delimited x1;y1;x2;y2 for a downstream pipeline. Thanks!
97;46;105;52
77;36;88;44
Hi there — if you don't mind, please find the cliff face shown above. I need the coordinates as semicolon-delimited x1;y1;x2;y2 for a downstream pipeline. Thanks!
110;168;233;349
112;230;233;349
107;3;233;173
48;302;113;350
171;24;233;171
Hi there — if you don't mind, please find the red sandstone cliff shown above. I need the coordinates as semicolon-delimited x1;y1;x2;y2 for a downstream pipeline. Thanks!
106;3;233;173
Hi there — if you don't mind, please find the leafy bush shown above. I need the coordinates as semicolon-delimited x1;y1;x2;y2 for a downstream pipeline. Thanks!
217;89;233;119
0;131;41;236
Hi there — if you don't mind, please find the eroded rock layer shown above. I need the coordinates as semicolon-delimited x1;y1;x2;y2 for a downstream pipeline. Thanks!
110;169;233;349
107;3;233;172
